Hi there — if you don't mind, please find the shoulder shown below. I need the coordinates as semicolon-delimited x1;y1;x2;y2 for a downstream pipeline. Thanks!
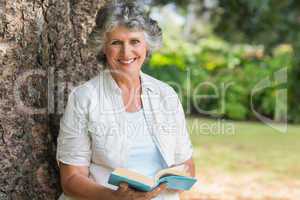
141;72;178;97
68;75;100;105
142;72;183;114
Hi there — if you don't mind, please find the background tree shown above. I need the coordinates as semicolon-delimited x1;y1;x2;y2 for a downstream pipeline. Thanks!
0;0;104;198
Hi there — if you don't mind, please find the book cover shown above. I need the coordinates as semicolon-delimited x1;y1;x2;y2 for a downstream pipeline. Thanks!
108;167;197;192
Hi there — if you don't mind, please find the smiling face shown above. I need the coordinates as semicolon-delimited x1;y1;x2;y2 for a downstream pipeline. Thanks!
103;26;148;79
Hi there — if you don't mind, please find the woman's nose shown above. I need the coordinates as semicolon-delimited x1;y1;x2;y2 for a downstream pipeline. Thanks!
120;44;132;58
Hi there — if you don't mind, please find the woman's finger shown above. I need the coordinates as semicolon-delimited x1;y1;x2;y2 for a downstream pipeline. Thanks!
118;182;129;192
149;183;167;198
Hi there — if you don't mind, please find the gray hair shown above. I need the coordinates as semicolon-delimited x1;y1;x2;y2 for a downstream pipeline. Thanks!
87;0;162;66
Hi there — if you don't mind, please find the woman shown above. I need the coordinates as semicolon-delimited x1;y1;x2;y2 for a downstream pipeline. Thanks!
56;1;195;200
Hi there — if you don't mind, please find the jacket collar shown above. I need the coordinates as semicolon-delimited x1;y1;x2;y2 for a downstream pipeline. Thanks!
102;69;159;95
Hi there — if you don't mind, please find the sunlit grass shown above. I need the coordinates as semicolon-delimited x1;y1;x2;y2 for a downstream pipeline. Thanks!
187;117;300;180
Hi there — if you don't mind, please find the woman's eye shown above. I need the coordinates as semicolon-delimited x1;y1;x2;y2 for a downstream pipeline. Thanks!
111;41;121;45
131;40;140;45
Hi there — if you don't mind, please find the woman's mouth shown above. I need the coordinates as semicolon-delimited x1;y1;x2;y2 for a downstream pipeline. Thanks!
118;58;137;65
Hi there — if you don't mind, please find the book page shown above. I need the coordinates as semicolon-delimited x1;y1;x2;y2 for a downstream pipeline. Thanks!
113;168;155;187
154;164;189;182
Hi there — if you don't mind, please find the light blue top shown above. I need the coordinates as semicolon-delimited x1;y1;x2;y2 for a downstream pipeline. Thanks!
124;109;166;199
125;109;167;177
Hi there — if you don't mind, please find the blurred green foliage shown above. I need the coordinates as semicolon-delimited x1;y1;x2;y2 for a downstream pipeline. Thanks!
144;35;295;122
145;35;294;121
145;0;299;123
215;0;300;123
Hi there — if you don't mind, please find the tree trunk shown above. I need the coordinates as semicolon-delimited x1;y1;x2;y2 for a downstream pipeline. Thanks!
0;0;104;199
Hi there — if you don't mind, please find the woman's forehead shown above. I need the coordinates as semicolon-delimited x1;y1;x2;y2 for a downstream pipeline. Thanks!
106;26;145;40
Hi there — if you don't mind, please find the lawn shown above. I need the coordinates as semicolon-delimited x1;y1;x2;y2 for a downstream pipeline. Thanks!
187;117;300;180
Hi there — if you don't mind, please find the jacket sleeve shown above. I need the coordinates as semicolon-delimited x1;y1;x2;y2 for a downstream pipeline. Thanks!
173;90;193;164
56;87;92;167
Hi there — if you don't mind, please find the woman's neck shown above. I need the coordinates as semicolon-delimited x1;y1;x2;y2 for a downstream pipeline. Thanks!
110;70;142;112
110;70;141;93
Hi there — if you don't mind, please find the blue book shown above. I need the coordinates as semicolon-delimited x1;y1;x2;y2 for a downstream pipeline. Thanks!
108;166;197;192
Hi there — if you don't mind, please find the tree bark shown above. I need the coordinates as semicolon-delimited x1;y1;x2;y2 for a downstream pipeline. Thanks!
0;0;104;199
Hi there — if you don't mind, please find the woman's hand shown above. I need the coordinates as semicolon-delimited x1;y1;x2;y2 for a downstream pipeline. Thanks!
113;182;167;200
182;158;196;177
167;158;196;194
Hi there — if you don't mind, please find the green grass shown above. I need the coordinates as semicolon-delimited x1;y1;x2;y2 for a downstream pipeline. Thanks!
187;117;300;180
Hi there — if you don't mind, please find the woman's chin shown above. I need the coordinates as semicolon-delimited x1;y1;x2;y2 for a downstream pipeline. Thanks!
119;64;141;73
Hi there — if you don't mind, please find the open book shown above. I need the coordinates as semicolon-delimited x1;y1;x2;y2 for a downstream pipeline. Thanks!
108;165;197;192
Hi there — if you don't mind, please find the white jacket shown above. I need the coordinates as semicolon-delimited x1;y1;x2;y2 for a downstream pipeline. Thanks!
56;70;193;200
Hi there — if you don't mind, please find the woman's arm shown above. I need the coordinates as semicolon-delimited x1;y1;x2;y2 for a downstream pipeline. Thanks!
59;162;115;200
183;157;196;177
59;162;167;200
168;157;196;194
